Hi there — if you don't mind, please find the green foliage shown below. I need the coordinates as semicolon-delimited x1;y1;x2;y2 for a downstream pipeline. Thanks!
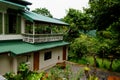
26;72;43;80
4;72;15;80
4;63;44;80
78;57;88;65
69;34;99;59
63;8;92;42
87;0;120;31
113;60;120;72
18;63;30;80
86;0;120;61
71;56;120;72
32;8;53;18
18;62;29;72
97;41;110;58
64;0;120;73
49;65;83;80
70;34;88;59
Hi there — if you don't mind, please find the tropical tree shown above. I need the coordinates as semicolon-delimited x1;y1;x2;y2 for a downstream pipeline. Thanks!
32;8;53;18
69;34;88;59
63;8;92;42
86;0;120;70
69;34;99;67
87;0;120;31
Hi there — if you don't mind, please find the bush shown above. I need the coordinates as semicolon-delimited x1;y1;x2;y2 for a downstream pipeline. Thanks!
78;59;87;65
4;72;15;80
26;72;43;80
114;65;120;72
18;62;30;80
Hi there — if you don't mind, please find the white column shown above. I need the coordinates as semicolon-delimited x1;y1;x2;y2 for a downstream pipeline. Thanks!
2;12;5;35
21;17;25;34
32;22;35;43
13;57;18;74
33;22;35;35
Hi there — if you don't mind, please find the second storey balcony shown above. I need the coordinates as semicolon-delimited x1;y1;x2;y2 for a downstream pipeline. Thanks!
22;21;67;43
22;33;63;43
21;11;69;43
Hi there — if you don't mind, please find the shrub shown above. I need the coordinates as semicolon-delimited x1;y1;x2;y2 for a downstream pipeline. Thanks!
26;72;43;80
4;72;15;80
18;62;30;80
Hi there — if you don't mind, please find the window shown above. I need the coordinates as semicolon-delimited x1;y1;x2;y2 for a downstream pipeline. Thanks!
44;51;52;60
4;9;21;34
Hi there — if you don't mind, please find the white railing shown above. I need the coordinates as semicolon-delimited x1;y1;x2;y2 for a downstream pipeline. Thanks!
22;33;63;43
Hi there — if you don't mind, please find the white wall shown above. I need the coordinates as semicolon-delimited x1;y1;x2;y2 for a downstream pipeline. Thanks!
0;46;68;75
39;47;63;70
0;54;12;75
66;46;68;60
0;35;23;40
17;53;33;71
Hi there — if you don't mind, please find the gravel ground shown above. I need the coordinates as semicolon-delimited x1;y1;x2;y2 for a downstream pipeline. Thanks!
46;61;120;80
66;61;120;80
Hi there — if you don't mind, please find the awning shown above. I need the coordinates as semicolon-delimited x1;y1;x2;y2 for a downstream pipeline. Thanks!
0;40;69;55
0;0;26;9
22;11;69;26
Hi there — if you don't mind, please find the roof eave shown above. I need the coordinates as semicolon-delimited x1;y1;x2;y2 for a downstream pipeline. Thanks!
34;20;69;26
15;42;69;55
0;0;26;9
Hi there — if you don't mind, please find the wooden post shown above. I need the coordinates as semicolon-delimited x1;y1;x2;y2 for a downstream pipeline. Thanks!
63;46;66;60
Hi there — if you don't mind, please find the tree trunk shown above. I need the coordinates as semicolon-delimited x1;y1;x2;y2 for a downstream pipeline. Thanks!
109;59;114;70
102;57;104;64
102;50;104;64
93;55;97;67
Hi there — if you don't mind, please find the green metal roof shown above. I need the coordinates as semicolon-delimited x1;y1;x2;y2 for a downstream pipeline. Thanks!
22;11;69;26
6;0;32;6
0;40;69;55
0;0;26;9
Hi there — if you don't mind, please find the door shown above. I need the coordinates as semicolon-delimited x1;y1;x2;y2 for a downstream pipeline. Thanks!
63;46;66;60
33;52;39;71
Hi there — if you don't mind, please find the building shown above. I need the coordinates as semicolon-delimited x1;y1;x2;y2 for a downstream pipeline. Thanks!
0;0;69;75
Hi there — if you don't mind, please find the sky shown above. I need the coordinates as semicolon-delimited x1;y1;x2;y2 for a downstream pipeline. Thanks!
28;0;89;19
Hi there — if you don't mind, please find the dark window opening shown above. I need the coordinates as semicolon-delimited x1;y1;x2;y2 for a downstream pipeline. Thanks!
26;55;31;62
8;14;17;34
0;13;2;34
58;56;60;60
44;51;52;60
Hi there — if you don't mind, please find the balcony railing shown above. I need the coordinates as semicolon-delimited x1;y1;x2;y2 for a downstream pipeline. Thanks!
22;33;63;43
